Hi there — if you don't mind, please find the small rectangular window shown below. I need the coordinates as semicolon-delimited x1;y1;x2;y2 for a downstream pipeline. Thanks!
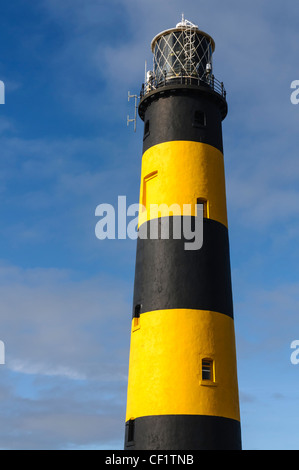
142;170;158;210
133;304;141;330
193;110;206;128
144;120;150;139
202;359;213;381
127;419;135;443
134;304;141;318
197;198;208;218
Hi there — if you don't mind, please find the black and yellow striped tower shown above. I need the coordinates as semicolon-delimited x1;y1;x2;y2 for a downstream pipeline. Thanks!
124;16;242;450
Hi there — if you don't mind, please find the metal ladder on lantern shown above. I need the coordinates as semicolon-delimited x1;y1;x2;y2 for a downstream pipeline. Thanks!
184;21;196;78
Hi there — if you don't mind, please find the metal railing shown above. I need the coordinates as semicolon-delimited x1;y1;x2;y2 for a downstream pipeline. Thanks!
140;73;226;100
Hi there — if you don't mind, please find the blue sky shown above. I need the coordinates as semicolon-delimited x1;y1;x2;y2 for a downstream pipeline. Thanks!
0;0;298;450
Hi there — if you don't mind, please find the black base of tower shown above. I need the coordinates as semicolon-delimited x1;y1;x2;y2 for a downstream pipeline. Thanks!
124;415;241;450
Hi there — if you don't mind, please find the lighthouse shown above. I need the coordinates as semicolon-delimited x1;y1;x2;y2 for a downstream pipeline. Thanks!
124;17;242;450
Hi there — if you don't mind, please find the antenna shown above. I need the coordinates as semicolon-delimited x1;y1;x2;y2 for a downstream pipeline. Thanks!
127;91;138;132
176;14;198;29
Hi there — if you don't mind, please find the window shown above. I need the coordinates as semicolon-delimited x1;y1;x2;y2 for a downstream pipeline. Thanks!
134;304;141;318
144;120;150;139
193;110;206;128
202;359;213;381
133;304;141;329
126;419;135;445
197;198;208;218
142;170;158;211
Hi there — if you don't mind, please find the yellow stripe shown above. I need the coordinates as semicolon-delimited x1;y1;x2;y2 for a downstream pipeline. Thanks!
126;308;240;422
138;141;228;228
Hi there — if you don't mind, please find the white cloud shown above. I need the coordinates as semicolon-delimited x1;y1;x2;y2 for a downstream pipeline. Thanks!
9;360;86;380
0;370;126;449
0;262;131;448
0;262;131;380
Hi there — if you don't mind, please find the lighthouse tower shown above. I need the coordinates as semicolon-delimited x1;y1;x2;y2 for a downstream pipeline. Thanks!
124;17;242;450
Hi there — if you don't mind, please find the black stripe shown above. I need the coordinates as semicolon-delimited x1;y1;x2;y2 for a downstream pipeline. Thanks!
124;414;241;450
140;87;224;154
133;217;233;318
